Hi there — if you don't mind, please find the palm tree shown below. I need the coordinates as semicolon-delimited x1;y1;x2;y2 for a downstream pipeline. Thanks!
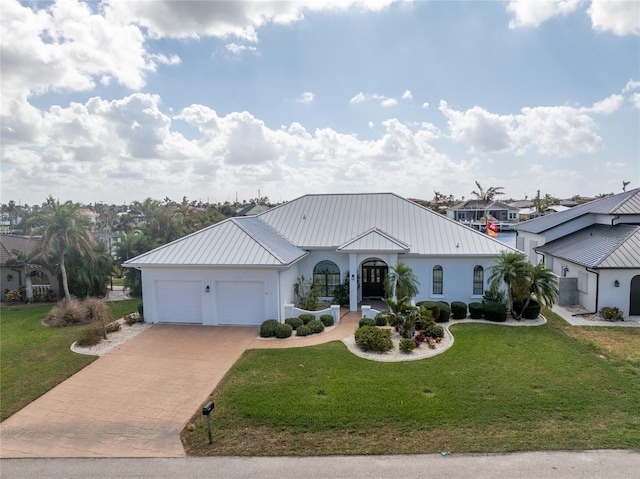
37;197;94;301
527;262;559;308
471;181;505;226
384;262;420;301
488;251;529;314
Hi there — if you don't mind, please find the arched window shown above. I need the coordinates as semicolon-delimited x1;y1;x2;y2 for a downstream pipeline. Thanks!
473;266;484;295
432;265;443;295
313;261;340;297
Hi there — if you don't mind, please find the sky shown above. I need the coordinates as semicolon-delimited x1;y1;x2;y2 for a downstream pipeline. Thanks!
1;0;639;207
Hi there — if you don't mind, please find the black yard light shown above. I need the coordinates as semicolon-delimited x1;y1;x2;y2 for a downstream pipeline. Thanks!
202;400;215;444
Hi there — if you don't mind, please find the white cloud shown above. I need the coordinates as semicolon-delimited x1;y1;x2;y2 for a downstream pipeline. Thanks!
225;43;258;55
422;102;430;109
350;92;368;104
350;92;398;107
368;121;375;128
402;90;412;99
381;98;398;107
629;93;640;110
507;0;581;29
580;94;624;114
588;0;640;36
623;80;640;93
297;92;315;104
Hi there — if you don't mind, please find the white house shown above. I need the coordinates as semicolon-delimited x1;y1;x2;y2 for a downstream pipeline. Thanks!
513;189;640;316
124;193;516;326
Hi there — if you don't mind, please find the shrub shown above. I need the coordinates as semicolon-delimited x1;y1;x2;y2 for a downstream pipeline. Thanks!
308;319;325;334
399;338;416;353
294;275;321;310
374;313;388;326
415;309;435;330
275;323;293;338
5;288;22;302
332;276;350;305
436;302;451;323
359;317;376;328
469;302;484;319
513;299;541;320
296;324;312;337
418;301;442;323
298;313;316;325
320;314;334;327
125;313;144;326
483;302;507;322
600;306;624;322
47;298;90;327
354;326;393;352
483;288;505;304
451;301;468;319
75;326;103;347
260;319;279;338
422;321;445;339
285;317;303;330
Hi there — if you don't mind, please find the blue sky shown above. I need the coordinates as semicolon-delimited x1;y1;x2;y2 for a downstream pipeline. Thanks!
1;0;639;206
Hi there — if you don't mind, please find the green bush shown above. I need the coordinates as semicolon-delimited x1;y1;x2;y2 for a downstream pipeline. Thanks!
600;306;624;322
298;313;316;325
483;288;505;304
275;323;293;338
296;324;312;337
260;319;279;338
354;326;393;352
484;302;507;322
415;309;435;330
308;319;325;334
320;314;335;327
513;299;541;320
285;317;303;330
359;317;376;328
469;302;484;319
399;338;416;353
451;301;468;319
422;321;445;339
418;301;442;323
374;313;388;326
436;302;451;323
75;326;103;347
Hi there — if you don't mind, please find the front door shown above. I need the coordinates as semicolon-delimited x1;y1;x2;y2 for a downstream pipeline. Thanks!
630;275;640;316
362;260;388;298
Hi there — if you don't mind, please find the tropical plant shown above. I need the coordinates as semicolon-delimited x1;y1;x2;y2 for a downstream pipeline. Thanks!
471;180;505;225
293;276;321;310
488;251;558;320
384;262;419;301
380;296;422;338
36;197;94;302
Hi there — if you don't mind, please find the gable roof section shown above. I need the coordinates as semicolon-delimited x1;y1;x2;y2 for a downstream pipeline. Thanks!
258;193;513;256
536;224;640;268
0;234;39;265
449;200;517;211
337;228;410;253
514;189;640;234
124;217;307;267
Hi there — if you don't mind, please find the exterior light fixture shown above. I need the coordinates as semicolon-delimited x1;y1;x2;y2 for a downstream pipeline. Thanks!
351;274;355;280
205;285;210;293
614;280;620;287
6;274;12;282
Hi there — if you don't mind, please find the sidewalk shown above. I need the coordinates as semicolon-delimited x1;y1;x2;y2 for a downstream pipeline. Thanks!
552;304;640;327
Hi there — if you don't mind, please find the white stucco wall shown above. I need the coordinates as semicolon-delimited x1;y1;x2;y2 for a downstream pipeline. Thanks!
598;269;640;316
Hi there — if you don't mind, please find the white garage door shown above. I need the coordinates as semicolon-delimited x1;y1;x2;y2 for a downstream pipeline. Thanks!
217;281;265;325
156;280;202;323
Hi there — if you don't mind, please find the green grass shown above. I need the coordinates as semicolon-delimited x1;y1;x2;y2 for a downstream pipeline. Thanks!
0;299;141;421
182;310;640;455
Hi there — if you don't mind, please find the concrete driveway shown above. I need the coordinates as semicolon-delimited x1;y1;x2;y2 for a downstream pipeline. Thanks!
0;324;259;458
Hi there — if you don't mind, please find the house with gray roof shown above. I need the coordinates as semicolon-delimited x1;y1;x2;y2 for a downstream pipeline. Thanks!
513;189;640;316
125;193;515;326
447;200;519;223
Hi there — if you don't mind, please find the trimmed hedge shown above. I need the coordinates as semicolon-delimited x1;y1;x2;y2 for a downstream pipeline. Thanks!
260;319;279;338
320;314;335;327
354;326;393;352
436;302;451;323
275;323;293;338
359;317;376;328
422;321;445;339
513;299;541;320
375;313;388;326
484;302;507;322
308;319;325;334
399;338;416;353
296;324;312;337
469;302;484;319
417;301;441;323
298;313;316;325
451;301;468;319
285;317;303;330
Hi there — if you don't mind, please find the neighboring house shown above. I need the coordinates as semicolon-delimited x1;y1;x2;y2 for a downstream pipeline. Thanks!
124;193;515;326
513;189;640;316
518;207;539;222
0;234;59;302
447;200;519;223
544;205;570;214
236;204;270;216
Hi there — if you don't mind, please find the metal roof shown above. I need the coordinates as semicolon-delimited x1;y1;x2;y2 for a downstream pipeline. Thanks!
124;217;307;267
125;193;516;268
258;193;514;256
514;188;640;234
535;224;640;268
449;200;518;211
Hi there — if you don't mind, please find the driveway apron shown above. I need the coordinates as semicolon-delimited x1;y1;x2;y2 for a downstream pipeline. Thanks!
0;325;258;458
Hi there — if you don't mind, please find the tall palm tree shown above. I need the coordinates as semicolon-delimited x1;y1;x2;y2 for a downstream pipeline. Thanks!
471;180;505;226
37;197;94;301
527;262;559;308
384;262;420;301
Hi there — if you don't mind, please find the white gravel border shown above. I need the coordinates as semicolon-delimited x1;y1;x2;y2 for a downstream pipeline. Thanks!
70;318;151;356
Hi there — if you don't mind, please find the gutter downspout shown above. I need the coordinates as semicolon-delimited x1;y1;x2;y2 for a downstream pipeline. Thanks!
572;267;599;316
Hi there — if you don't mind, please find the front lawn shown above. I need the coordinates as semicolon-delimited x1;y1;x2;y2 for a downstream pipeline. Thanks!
0;299;141;421
182;310;640;455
